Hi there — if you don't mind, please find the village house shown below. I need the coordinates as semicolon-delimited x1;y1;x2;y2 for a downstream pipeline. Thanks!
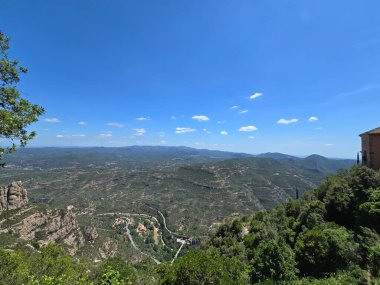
137;223;147;234
360;127;380;170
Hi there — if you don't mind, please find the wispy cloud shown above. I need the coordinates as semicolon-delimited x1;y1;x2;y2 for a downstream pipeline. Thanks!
277;118;298;125
217;120;227;124
336;84;380;99
78;121;87;125
203;128;211;134
250;92;263;100
107;122;124;128
171;116;177;120
239;110;249;114
133;128;146;136
220;131;228;136
231;105;239;110
308;116;319;122
192;115;210;122
324;143;333;147
57;134;86;138
100;131;112;137
136;117;150;121
249;136;255;139
158;131;166;138
44;118;61;123
175;127;196;134
239;126;258;132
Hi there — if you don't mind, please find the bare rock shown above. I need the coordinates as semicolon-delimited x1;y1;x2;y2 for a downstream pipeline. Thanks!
0;181;28;211
84;226;98;244
98;238;118;260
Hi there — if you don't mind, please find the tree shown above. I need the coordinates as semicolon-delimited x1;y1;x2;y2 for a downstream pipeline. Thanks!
0;249;29;285
250;239;298;283
295;223;359;277
158;250;243;285
0;31;44;166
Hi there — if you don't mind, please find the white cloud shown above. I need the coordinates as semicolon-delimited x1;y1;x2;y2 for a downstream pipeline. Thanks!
158;132;166;137
78;121;87;125
192;115;210;122
57;134;86;138
239;126;258;132
277;118;299;125
100;131;113;137
136;117;150;121
239;110;249;114
324;143;334;147
308;116;319;122
315;127;323;130
133;128;146;136
250;92;263;100
175;127;196;134
220;131;228;136
231;105;239;110
249;136;255;139
44;118;61;123
217;120;227;124
160;140;167;144
108;122;124;128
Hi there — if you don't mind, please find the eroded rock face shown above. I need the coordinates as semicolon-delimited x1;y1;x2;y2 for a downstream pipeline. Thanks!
0;205;85;255
0;181;28;211
84;226;98;244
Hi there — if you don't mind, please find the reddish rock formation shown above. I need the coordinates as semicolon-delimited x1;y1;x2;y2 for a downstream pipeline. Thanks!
0;181;28;211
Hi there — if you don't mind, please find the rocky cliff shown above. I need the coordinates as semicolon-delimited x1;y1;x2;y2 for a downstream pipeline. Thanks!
0;181;28;211
0;181;85;255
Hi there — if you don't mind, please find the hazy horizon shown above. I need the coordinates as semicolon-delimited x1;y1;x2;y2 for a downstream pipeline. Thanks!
15;144;355;160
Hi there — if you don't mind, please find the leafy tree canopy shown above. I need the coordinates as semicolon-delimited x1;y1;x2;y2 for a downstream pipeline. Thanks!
0;31;44;166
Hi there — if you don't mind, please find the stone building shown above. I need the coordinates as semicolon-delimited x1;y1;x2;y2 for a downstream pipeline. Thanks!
360;127;380;170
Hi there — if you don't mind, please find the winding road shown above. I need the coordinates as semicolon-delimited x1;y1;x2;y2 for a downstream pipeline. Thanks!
124;218;161;264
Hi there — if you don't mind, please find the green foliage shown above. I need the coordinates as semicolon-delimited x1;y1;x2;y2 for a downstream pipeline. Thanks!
368;243;380;276
295;223;359;276
29;244;87;285
0;249;29;285
250;239;298;283
89;257;137;285
359;188;380;232
157;250;244;285
204;166;380;283
99;267;123;285
0;31;44;165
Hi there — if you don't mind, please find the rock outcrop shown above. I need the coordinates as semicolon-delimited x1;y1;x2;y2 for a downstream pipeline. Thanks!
84;226;98;244
0;202;85;255
0;181;28;211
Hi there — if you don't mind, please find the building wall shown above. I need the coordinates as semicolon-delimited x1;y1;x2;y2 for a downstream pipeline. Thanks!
361;134;371;167
369;135;380;170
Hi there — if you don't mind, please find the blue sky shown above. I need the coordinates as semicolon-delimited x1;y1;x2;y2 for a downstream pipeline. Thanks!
1;0;380;158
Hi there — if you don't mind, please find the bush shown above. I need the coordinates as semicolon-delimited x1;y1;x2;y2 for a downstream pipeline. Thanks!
295;224;359;277
250;239;298;283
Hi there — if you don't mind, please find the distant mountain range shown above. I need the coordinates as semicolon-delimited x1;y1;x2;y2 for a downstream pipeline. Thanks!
3;146;354;171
